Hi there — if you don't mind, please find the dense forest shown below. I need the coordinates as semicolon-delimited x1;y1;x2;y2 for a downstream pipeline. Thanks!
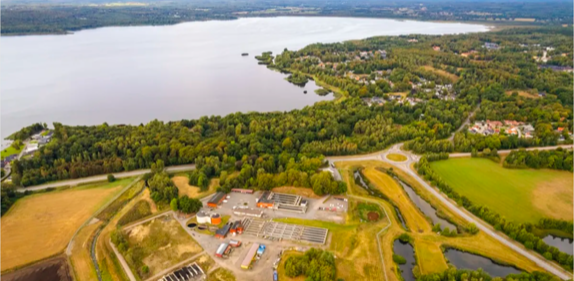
8;27;573;187
416;156;573;270
2;0;572;35
6;123;45;141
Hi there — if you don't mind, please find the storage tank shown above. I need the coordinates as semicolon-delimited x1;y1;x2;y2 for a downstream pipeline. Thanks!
196;211;211;224
211;213;222;225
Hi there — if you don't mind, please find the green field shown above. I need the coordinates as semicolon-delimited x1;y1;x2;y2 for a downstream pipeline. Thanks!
430;158;573;223
1;145;22;159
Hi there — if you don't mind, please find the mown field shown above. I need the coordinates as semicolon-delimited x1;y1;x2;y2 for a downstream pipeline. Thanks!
430;158;573;223
172;175;218;199
1;178;133;271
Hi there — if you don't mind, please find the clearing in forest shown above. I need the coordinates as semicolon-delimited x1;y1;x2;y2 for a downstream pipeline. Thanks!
172;176;218;199
430;158;573;223
0;179;130;271
421;66;459;82
505;90;540;99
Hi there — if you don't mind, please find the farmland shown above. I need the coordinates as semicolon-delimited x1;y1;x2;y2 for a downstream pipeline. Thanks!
430;158;573;223
0;179;131;271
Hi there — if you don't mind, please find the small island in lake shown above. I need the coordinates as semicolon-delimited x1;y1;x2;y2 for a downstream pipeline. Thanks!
241;53;249;56
285;71;309;86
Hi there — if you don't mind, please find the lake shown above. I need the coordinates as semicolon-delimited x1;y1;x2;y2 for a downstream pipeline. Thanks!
1;17;488;137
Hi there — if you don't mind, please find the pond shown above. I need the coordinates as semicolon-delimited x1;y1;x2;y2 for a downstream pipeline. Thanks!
444;248;522;277
394;240;416;281
1;17;488;137
394;206;408;230
543;235;573;255
398;180;457;230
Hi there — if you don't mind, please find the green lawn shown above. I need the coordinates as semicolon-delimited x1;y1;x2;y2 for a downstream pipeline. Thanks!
1;146;22;159
430;158;573;223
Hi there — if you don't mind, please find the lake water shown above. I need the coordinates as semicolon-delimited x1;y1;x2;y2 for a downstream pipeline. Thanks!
1;17;488;137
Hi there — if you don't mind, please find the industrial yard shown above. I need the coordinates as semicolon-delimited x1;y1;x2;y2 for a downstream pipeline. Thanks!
178;189;348;281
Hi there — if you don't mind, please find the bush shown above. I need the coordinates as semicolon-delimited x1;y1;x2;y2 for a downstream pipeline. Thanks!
398;233;412;243
118;201;152;226
107;174;116;182
393;254;407;264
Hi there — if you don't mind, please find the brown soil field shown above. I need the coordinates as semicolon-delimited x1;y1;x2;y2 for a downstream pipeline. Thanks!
272;186;322;199
2;255;72;281
367;211;380;221
1;183;122;271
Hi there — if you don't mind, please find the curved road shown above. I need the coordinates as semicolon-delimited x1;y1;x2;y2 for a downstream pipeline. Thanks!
17;164;195;192
330;143;573;280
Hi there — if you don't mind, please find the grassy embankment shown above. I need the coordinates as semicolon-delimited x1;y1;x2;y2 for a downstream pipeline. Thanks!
0;178;133;272
70;179;145;281
430;158;573;223
95;186;158;281
334;160;550;280
1;145;22;159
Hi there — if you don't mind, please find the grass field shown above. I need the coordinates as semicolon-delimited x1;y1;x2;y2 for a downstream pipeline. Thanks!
70;221;101;281
505;90;539;99
1;145;22;159
207;268;236;281
386;153;407;162
271;186;322;199
421;65;459;82
172;176;219;199
124;217;203;279
335;160;549;278
1;180;128;271
430;158;573;223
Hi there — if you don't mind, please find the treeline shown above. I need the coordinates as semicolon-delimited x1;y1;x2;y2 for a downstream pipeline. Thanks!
418;268;560;281
416;156;573;270
145;160;202;214
187;153;345;195
1;5;237;35
471;147;500;162
13;96;465;187
6;123;45;141
503;148;573;171
284;248;336;281
1;183;27;215
537;218;573;236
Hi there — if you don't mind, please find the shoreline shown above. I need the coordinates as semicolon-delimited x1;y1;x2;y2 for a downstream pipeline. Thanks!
0;14;530;37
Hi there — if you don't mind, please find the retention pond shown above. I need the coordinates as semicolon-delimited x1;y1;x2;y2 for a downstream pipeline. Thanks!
444;248;522;277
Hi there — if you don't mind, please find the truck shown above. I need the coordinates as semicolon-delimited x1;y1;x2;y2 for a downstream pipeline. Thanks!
257;244;266;256
229;240;242;248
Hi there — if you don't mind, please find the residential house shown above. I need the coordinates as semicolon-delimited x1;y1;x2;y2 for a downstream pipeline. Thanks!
484;42;500;50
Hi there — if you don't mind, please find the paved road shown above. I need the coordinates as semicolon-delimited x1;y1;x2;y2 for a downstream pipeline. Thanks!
109;238;138;281
375;144;573;280
18;164;196;192
448;103;480;142
449;144;573;158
